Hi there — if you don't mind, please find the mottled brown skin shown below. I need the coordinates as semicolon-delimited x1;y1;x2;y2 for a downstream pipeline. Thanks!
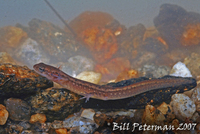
33;63;196;101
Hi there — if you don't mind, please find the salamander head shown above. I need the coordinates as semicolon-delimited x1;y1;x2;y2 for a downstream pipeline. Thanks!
33;62;62;81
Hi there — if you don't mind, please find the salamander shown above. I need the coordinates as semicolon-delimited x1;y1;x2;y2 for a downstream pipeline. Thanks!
33;62;197;102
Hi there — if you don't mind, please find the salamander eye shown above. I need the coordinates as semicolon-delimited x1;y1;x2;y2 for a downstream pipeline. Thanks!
39;67;45;73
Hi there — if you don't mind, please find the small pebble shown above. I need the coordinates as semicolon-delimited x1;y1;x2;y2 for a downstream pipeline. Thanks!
29;113;46;124
142;105;165;126
171;119;179;131
81;109;95;121
157;102;175;122
55;128;68;134
51;120;63;129
191;87;200;112
5;98;31;121
63;116;98;134
170;94;196;121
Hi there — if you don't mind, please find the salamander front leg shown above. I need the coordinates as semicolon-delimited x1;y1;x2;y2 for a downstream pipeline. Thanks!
80;94;92;103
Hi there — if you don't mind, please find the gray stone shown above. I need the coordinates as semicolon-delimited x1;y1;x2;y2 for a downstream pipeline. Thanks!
14;38;50;68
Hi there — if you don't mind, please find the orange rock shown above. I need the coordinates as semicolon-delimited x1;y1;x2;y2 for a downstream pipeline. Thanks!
80;26;99;47
55;128;68;134
181;23;200;46
80;26;118;63
69;11;114;34
29;113;46;124
95;57;130;81
0;26;27;52
0;104;8;125
69;11;123;63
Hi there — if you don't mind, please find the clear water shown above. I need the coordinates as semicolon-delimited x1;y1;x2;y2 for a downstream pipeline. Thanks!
1;0;200;28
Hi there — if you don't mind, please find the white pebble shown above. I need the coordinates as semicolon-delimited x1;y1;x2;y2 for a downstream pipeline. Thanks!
81;109;95;121
170;61;192;77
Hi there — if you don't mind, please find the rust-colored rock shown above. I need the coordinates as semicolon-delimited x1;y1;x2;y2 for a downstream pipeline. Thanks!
181;23;200;46
80;26;118;63
69;11;114;34
0;104;8;125
69;11;124;63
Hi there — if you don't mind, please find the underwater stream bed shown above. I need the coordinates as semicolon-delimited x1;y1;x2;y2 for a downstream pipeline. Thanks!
1;2;200;134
